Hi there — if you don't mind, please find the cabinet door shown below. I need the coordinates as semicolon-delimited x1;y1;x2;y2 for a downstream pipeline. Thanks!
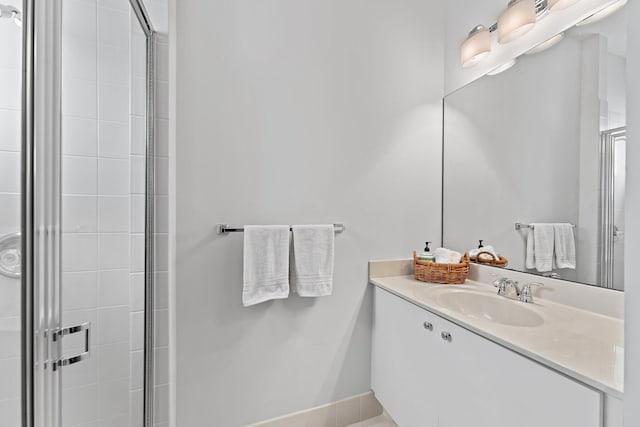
371;287;439;427
437;319;602;427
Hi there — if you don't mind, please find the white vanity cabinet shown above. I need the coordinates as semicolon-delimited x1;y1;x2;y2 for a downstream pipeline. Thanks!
371;287;603;427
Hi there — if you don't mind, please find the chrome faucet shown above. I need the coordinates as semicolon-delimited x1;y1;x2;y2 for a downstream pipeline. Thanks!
492;278;543;304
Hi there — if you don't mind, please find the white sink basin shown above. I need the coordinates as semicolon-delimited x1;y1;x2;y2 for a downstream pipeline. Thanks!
435;290;544;327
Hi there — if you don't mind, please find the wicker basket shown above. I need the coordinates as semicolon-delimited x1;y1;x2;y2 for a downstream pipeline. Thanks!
413;251;470;284
470;251;508;268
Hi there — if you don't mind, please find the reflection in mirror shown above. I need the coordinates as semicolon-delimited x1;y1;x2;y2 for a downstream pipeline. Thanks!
443;5;626;290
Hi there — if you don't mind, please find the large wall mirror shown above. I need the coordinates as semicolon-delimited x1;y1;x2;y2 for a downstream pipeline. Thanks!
443;4;627;290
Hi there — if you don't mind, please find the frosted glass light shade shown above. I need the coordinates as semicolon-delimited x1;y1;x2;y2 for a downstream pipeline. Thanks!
576;0;626;26
548;0;581;11
498;0;536;44
487;59;517;75
461;26;491;68
526;32;564;55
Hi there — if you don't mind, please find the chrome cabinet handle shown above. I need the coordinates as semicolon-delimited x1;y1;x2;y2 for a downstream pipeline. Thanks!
53;322;91;370
423;321;433;331
441;331;452;342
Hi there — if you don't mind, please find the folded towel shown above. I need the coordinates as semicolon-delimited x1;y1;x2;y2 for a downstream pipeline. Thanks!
469;245;497;259
243;226;290;307
526;224;554;272
434;248;462;264
291;225;335;297
553;223;576;269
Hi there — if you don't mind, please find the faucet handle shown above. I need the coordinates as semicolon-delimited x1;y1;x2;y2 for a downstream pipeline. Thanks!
519;282;544;303
492;277;509;296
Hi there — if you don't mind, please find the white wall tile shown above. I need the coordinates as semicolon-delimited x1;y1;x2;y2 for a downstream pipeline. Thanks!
155;42;169;82
62;36;97;82
0;357;19;399
130;116;146;155
98;341;129;381
0;151;20;193
131;32;146;79
62;233;98;272
61;345;98;388
0;318;20;359
98;8;129;48
0;279;20;318
153;384;170;423
156;80;169;120
62;78;97;119
0;194;20;235
0;109;20;151
0;399;20;427
130;350;144;390
154;271;168;309
98;269;129;307
130;156;146;195
98;306;129;345
98;44;129;86
62;116;98;157
99;378;129;418
98;121;129;159
63;195;98;233
62;0;97;42
130;195;145;234
154;234;168;271
97;0;129;12
98;234;129;270
154;157;168;196
130;389;143;427
98;83;129;123
129;272;144;311
153;309;168;348
154;347;169;385
130;234;145;273
62;156;97;195
98;196;128;232
62;384;99;426
98;158;129;195
62;271;98;311
0;68;21;110
130;311;144;351
0;14;21;69
131;77;146;117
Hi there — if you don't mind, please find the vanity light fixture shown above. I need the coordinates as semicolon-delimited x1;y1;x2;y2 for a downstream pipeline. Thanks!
547;0;581;11
525;32;565;54
461;25;492;68
576;0;626;26
498;0;537;44
487;59;517;75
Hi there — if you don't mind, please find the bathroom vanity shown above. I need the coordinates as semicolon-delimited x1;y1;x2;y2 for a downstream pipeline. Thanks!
369;261;623;427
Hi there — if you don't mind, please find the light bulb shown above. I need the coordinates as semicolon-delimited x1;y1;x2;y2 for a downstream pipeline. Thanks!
498;0;536;44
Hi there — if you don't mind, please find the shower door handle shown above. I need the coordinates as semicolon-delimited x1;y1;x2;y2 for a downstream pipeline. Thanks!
53;322;91;370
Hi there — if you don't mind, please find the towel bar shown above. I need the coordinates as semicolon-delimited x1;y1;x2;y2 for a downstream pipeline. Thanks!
515;222;576;231
217;224;345;235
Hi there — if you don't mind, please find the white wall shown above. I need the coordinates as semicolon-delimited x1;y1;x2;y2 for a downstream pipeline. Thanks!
175;1;444;425
624;0;640;423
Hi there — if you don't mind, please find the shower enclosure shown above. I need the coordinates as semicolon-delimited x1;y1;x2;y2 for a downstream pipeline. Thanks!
0;0;158;426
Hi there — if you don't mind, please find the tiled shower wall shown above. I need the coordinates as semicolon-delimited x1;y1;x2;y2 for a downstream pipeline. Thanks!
0;0;23;424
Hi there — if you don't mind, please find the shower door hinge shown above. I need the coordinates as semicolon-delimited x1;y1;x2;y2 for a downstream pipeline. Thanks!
52;322;91;370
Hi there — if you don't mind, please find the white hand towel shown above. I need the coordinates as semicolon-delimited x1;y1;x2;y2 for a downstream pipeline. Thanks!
291;225;335;297
553;223;576;269
470;245;497;259
529;223;555;272
242;225;290;307
434;248;462;264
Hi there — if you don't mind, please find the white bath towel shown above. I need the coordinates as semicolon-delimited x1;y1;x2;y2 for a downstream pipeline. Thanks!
553;223;576;269
434;248;462;264
242;225;291;307
291;225;335;297
526;224;555;272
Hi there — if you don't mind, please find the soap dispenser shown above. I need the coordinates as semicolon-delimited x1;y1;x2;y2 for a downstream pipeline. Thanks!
478;240;484;249
418;242;435;262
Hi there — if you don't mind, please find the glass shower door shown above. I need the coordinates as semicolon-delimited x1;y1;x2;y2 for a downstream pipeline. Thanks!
0;0;23;424
22;0;156;426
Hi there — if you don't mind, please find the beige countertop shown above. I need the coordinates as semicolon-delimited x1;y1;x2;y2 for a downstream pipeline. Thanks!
369;275;624;398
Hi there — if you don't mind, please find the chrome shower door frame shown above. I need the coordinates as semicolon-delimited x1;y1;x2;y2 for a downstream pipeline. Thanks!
598;126;626;289
21;0;157;426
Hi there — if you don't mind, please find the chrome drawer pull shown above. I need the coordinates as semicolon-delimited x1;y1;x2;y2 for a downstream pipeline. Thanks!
423;321;433;331
441;331;452;342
